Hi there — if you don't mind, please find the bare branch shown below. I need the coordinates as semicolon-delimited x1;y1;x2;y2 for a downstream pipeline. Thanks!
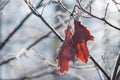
1;68;58;80
0;57;15;65
58;0;72;14
112;54;120;80
115;70;120;80
27;18;69;50
41;0;52;15
90;56;110;80
0;0;44;50
24;0;64;42
0;19;66;66
112;0;120;12
20;69;58;80
112;0;120;5
104;3;109;19
0;0;9;11
70;64;95;69
58;0;94;19
76;0;120;31
95;67;105;80
32;48;57;67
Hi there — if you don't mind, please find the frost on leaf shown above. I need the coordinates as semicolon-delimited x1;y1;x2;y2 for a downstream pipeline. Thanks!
56;25;76;74
56;20;94;74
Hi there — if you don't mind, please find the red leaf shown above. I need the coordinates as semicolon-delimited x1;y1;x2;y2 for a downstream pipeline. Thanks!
56;20;94;74
72;20;94;63
56;25;76;74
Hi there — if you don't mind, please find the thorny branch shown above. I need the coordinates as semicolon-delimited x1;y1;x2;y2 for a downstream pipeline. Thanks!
24;0;111;80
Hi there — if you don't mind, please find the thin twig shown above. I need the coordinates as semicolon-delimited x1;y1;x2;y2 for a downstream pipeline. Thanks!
0;16;69;66
115;70;120;80
112;54;120;80
24;0;64;42
70;64;95;69
104;3;109;19
41;0;52;15
0;57;15;65
58;0;72;14
0;19;66;66
0;69;58;80
0;0;44;50
112;0;120;12
32;48;56;67
112;0;120;5
20;69;58;80
27;18;68;50
58;0;94;18
76;0;120;31
0;0;9;11
95;67;105;80
90;56;110;80
59;0;120;30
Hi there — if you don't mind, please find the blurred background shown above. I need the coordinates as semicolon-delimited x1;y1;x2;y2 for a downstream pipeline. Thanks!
0;0;120;80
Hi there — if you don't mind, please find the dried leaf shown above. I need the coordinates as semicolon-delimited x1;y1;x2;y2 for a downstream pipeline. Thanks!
56;20;94;74
72;20;94;63
56;25;76;74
